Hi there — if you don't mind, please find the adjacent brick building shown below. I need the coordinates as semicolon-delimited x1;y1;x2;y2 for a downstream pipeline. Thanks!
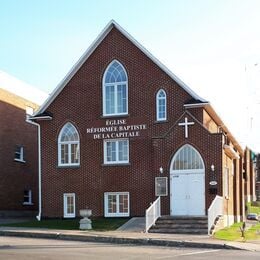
0;89;38;216
32;21;254;228
0;71;47;217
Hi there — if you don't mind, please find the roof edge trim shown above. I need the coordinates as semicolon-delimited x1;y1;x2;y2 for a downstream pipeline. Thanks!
184;102;209;108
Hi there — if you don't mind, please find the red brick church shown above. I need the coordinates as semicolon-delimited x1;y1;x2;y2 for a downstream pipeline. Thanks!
31;21;253;232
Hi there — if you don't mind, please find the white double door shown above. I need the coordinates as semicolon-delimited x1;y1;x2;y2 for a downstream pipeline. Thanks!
170;171;205;216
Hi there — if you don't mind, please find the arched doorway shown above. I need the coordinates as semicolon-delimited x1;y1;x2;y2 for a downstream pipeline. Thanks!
170;144;205;216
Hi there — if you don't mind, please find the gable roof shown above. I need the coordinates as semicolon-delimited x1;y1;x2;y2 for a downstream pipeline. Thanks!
0;70;48;105
35;20;207;116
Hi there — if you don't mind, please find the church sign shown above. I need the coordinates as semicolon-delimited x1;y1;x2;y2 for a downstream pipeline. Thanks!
86;119;147;139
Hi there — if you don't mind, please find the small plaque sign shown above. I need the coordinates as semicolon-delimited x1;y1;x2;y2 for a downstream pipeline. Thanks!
209;181;217;186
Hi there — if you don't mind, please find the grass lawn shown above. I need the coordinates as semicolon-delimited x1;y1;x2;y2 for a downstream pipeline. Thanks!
247;202;260;215
0;217;129;231
214;222;260;241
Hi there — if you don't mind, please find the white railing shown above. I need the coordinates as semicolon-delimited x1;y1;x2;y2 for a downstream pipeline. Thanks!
145;196;161;233
208;195;223;235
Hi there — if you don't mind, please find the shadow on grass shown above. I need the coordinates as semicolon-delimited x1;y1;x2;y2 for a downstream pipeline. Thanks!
0;217;130;231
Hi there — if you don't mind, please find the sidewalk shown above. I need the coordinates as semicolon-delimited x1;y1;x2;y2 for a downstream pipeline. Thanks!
0;226;259;251
0;217;259;251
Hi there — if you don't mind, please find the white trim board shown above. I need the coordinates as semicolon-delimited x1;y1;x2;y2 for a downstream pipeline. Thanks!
34;20;206;116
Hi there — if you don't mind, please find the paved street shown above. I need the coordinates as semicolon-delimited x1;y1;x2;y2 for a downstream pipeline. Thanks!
0;237;260;260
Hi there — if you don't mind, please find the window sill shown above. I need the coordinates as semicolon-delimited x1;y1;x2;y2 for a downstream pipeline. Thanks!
63;215;76;218
154;120;168;124
104;214;130;217
102;163;130;167
14;159;26;163
101;114;129;119
23;202;34;206
57;165;80;169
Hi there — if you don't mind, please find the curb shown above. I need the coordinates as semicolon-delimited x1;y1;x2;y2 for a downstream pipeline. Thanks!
0;230;243;250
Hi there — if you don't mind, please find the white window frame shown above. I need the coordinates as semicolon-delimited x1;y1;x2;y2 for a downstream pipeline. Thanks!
63;193;76;218
155;177;168;196
170;144;204;171
103;139;129;164
14;146;25;163
102;60;128;116
104;192;130;217
58;123;80;167
23;190;33;205
156;89;167;121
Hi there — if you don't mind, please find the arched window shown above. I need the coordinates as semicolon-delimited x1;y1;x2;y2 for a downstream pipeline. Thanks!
156;89;167;121
103;60;128;116
171;144;204;171
58;123;80;166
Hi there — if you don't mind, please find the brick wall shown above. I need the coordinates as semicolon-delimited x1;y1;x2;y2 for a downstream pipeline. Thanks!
0;89;38;214
39;27;228;218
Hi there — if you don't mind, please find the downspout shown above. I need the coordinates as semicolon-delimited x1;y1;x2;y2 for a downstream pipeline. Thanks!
26;118;42;221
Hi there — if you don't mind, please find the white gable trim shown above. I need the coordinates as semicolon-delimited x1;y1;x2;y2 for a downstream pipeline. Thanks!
35;20;206;116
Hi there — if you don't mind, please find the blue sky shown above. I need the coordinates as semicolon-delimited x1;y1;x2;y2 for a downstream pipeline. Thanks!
1;0;260;151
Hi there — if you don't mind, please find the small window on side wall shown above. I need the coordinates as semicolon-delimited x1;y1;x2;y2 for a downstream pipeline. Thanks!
156;89;167;121
23;190;32;205
14;146;25;163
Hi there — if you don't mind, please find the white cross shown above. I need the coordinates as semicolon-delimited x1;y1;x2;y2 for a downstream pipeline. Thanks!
178;117;194;138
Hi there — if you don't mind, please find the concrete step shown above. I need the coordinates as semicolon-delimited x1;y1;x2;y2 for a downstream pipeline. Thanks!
149;228;208;234
156;219;208;225
153;223;208;229
159;216;207;221
149;216;208;234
